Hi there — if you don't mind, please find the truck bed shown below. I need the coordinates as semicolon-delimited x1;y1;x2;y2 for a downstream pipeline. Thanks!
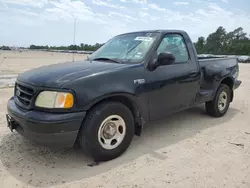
198;57;238;68
196;57;239;104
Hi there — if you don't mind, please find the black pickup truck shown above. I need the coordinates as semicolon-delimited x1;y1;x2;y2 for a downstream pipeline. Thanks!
6;30;241;161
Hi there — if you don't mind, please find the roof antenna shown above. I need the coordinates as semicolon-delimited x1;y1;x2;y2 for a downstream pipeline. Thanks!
72;17;76;62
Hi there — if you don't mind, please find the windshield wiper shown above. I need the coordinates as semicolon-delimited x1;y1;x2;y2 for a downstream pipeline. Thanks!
91;57;122;64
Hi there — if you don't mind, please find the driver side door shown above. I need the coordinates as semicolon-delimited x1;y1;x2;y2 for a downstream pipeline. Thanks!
147;33;200;120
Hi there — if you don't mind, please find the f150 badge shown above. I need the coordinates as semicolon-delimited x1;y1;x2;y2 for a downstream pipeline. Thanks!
134;79;145;84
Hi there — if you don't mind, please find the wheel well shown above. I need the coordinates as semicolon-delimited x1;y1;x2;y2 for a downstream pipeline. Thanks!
87;96;143;136
221;77;233;89
220;77;234;102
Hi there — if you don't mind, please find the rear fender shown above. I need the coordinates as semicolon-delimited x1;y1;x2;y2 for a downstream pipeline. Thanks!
214;76;234;102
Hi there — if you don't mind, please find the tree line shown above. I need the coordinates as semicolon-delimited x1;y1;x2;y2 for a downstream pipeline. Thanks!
194;26;250;55
29;43;104;51
0;46;11;50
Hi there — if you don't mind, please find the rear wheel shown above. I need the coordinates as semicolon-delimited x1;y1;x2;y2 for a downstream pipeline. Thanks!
79;101;134;161
205;84;231;117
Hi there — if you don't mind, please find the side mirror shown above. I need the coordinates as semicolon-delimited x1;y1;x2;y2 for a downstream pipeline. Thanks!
147;52;175;71
157;52;175;66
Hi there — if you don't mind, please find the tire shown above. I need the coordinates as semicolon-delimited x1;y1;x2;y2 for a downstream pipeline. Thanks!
205;84;231;117
79;101;134;162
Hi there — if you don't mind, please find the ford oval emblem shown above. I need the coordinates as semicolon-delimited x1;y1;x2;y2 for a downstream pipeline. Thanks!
16;90;21;96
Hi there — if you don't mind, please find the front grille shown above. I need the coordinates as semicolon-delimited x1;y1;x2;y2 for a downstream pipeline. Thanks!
15;83;34;108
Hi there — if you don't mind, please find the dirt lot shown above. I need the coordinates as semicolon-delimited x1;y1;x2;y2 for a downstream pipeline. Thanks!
0;51;250;188
0;50;87;74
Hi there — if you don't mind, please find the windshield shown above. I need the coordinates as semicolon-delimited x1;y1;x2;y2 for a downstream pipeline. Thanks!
89;32;159;63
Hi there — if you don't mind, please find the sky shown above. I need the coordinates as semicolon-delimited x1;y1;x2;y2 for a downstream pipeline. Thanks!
0;0;250;47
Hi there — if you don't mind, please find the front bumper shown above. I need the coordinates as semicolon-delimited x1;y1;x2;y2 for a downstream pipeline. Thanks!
6;97;86;148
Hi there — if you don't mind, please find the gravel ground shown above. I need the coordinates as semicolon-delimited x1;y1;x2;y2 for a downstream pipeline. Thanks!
0;51;249;188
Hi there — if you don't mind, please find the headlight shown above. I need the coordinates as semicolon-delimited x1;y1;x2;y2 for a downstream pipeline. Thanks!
35;91;74;109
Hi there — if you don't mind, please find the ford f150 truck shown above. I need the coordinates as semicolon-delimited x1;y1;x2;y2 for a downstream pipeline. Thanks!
6;30;241;161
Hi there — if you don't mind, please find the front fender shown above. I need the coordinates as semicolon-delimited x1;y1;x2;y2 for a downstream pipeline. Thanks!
83;92;139;109
81;92;149;123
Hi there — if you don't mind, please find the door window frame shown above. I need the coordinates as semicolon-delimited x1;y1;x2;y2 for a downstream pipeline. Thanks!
156;33;191;64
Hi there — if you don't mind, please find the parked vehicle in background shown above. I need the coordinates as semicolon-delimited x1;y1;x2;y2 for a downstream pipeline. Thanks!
6;30;241;161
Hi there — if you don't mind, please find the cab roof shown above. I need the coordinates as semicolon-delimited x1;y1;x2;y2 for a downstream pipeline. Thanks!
117;29;187;36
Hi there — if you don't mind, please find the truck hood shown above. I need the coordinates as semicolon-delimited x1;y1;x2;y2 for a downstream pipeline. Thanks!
17;60;129;88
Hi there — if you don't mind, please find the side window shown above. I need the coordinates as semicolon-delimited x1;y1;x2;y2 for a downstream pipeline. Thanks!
157;34;189;63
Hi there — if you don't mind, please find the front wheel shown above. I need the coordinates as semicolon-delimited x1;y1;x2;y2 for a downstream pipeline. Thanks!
205;84;231;117
79;101;134;161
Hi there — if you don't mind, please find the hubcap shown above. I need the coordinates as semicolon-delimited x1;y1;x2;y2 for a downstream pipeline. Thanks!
218;91;227;111
98;115;126;150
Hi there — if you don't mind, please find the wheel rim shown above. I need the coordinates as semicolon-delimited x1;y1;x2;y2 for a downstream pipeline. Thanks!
98;115;126;150
218;91;228;111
